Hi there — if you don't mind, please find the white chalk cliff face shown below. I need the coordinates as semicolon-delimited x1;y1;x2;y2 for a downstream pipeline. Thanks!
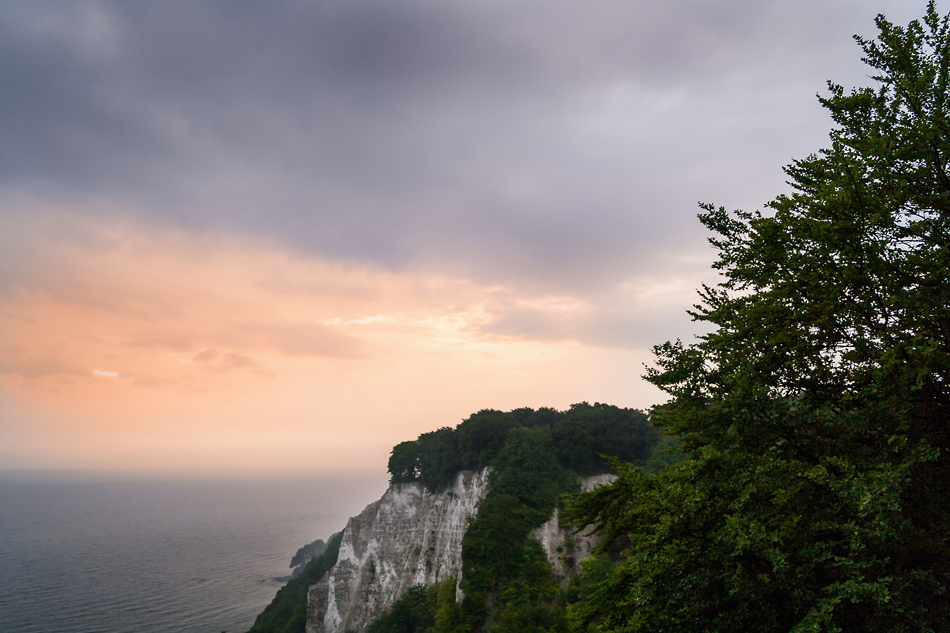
306;470;612;633
307;468;490;633
530;474;615;586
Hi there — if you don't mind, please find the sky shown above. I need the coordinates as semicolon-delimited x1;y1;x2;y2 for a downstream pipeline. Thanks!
0;0;936;473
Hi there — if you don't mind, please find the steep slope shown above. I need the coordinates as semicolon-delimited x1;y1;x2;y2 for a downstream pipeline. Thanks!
530;474;614;587
304;471;611;633
306;469;490;633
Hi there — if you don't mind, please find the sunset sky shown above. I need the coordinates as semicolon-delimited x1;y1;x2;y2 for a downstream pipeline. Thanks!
0;0;931;473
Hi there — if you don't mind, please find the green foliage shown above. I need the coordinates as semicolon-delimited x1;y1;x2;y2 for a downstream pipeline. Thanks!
564;551;620;633
488;539;569;633
457;410;520;471
573;5;950;631
553;403;655;475
367;585;437;633
640;404;685;474
387;404;659;492
260;403;665;633
460;426;574;632
289;538;327;571
433;578;470;633
247;531;343;633
641;432;683;474
491;427;570;513
389;441;421;483
364;577;469;633
372;403;667;629
417;427;461;492
511;406;562;429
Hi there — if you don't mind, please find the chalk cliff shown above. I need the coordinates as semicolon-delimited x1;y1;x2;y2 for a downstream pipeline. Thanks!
306;468;490;633
530;474;614;586
305;470;611;633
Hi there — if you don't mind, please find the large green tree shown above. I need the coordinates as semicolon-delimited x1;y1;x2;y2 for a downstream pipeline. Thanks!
574;5;950;632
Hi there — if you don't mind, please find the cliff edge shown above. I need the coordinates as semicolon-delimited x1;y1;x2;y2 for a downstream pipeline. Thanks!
530;473;614;586
306;468;490;633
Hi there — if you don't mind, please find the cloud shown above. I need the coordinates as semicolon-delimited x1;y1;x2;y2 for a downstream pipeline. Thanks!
480;293;707;350
0;351;89;380
17;359;87;380
255;273;381;302
0;0;940;471
228;322;365;359
0;216;681;471
132;374;177;390
126;321;365;360
125;333;195;352
219;352;257;370
0;0;930;299
191;348;221;363
191;348;263;374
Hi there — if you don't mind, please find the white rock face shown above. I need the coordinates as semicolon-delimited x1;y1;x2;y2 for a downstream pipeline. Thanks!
307;468;490;633
530;474;615;586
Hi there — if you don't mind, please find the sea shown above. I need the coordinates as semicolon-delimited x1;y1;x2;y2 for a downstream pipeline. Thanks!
0;470;389;633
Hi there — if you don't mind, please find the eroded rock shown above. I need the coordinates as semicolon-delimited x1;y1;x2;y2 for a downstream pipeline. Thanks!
306;468;490;633
530;473;615;586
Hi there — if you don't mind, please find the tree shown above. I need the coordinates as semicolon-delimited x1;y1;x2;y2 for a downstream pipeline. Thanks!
554;402;655;474
388;440;420;483
456;410;519;470
417;427;460;491
460;426;573;631
574;5;950;632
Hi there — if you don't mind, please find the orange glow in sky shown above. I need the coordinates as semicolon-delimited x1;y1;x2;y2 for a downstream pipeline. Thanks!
12;0;895;473
0;205;675;472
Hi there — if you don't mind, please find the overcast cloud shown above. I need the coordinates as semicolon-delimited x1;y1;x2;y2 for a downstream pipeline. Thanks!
2;0;944;471
0;0;937;343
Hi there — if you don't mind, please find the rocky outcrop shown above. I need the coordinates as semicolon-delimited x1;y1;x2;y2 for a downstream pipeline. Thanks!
291;538;328;577
306;468;490;633
305;470;614;633
530;474;615;586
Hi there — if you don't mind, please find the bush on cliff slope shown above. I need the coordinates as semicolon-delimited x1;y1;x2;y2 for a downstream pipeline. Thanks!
247;531;343;633
459;426;574;631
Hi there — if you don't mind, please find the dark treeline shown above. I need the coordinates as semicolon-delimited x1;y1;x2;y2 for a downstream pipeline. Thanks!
248;402;667;633
371;404;668;633
388;402;658;491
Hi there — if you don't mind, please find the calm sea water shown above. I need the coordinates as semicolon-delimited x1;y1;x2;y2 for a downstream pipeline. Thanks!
0;471;388;633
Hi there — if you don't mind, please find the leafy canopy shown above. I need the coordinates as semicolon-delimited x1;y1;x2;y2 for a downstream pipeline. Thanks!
574;4;950;632
387;404;657;492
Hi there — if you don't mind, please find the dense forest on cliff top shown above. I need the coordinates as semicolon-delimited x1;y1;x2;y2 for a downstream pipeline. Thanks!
247;402;666;633
387;403;663;491
390;403;667;633
251;5;950;632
